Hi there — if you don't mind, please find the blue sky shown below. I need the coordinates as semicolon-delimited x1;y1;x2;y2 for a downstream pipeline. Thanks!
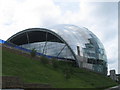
0;0;118;74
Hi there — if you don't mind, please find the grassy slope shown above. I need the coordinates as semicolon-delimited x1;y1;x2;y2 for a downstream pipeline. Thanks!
2;48;117;88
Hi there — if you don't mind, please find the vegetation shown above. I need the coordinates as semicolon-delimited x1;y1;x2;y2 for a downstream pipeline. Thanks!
62;66;71;80
51;59;59;68
40;56;49;65
2;48;118;88
30;48;37;58
118;76;120;84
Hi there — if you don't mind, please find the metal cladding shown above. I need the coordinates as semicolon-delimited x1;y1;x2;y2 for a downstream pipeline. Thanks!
7;24;107;74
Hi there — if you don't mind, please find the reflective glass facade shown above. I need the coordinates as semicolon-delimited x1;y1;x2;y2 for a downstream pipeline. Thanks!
7;24;107;74
21;42;75;60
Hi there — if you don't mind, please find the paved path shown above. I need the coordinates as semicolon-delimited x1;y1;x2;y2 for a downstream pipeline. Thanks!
105;85;120;90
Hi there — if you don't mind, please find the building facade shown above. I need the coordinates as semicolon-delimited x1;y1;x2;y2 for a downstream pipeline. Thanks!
7;24;107;74
109;70;120;82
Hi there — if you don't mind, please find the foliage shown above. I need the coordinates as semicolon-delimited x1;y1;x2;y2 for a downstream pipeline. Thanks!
30;48;37;58
63;66;71;80
62;64;74;80
51;58;59;68
40;56;49;65
118;76;120;84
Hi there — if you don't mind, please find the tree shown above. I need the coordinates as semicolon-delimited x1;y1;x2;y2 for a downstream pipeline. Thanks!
52;59;59;68
30;48;37;58
62;66;71;80
118;75;120;84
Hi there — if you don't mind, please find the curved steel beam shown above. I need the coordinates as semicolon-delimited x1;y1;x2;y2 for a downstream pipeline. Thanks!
7;28;78;63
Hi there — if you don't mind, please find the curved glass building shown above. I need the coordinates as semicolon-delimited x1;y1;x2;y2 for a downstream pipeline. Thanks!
7;24;107;74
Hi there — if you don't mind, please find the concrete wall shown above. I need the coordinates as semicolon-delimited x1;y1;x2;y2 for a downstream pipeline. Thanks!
76;55;93;70
2;76;52;89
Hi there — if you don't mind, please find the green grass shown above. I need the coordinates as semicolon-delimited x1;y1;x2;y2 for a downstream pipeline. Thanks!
2;48;117;88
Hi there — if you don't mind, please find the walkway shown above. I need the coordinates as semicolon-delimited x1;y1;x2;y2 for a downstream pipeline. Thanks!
105;85;120;90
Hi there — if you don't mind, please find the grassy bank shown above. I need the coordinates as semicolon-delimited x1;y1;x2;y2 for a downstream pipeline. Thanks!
2;48;117;88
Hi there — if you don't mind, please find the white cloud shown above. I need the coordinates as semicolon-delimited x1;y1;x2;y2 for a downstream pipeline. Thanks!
0;0;61;40
105;37;118;74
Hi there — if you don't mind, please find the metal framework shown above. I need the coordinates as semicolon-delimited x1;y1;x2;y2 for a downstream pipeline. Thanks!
7;28;78;62
7;24;107;74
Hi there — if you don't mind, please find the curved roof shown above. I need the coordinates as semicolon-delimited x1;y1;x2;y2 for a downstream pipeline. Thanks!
48;24;106;59
7;24;107;62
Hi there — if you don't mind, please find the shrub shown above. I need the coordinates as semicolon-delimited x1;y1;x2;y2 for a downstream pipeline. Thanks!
69;67;74;75
51;59;59;68
30;48;37;58
40;56;49;65
118;76;120;84
62;66;71;80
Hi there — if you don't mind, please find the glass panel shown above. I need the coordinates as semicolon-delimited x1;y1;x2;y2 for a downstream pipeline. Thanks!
20;41;75;60
18;24;107;74
49;24;107;74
